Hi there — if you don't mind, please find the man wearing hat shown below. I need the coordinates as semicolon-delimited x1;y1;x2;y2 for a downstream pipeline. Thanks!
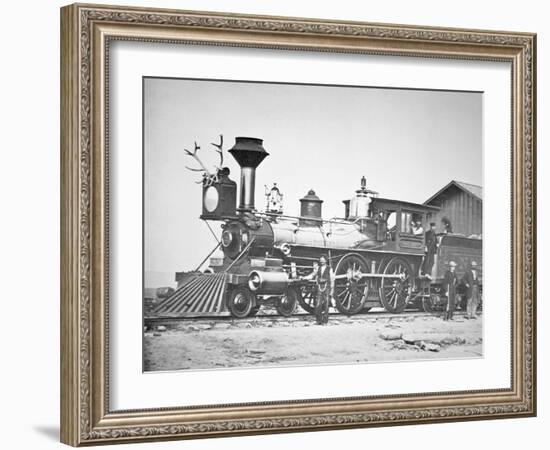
462;261;480;319
443;261;458;321
422;222;438;276
304;255;334;325
412;221;424;236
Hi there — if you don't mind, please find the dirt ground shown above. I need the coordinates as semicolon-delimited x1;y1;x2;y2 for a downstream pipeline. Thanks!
143;312;483;372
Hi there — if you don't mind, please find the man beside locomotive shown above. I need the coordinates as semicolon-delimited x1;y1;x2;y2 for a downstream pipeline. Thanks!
422;222;438;277
316;255;335;324
303;255;334;325
443;261;458;321
462;261;480;319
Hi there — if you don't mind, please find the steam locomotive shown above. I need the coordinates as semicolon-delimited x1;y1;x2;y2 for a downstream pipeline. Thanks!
160;136;482;319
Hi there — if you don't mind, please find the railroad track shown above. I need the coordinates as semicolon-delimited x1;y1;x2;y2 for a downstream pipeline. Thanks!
144;309;468;326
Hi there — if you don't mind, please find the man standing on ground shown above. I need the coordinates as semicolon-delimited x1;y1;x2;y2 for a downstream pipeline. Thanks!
314;255;334;325
443;261;458;321
462;261;480;319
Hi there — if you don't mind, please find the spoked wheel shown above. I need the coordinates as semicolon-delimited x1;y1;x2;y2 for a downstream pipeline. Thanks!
298;284;317;314
334;253;368;316
276;288;299;316
380;257;413;313
227;286;256;318
456;284;468;311
422;293;445;313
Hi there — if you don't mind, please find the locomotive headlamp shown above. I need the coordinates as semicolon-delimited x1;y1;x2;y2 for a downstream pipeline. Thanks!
199;167;237;220
203;186;219;213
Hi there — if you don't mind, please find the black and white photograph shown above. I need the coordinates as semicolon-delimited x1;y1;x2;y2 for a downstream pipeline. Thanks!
143;77;483;372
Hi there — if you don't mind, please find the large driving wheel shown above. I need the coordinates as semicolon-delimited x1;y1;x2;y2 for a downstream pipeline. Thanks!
276;287;299;316
334;253;368;316
380;257;413;313
227;286;256;318
298;284;317;313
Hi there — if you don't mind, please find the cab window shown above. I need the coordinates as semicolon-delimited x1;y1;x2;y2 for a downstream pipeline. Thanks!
386;212;397;241
400;211;413;233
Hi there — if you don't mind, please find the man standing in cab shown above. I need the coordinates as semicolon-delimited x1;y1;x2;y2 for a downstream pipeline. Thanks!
462;261;480;319
422;222;438;277
443;261;458;321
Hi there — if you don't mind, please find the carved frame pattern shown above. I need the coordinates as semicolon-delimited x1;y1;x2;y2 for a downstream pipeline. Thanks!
60;3;536;446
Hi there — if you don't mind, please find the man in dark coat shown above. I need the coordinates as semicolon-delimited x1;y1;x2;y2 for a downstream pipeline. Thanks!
313;255;334;325
443;261;458;321
462;261;480;319
422;222;438;277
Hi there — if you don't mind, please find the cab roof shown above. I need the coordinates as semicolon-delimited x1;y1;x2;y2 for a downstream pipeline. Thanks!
371;197;440;214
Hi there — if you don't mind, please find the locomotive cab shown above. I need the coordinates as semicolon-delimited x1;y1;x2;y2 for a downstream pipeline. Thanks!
370;197;439;253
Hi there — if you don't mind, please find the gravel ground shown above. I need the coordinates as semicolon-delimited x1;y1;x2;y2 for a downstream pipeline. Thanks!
143;313;483;372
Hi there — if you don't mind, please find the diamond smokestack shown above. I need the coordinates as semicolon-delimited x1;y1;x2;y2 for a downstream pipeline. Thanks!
228;137;269;212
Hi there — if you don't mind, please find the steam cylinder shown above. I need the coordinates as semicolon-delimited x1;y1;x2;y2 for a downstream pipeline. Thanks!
248;270;289;295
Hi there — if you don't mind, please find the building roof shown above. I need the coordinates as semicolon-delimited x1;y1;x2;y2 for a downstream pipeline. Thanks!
455;181;483;200
424;180;482;205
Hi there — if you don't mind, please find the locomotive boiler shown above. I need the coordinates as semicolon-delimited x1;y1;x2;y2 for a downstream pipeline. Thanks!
157;136;482;319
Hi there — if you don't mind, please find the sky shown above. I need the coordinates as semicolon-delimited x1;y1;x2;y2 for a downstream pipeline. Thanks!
144;77;482;287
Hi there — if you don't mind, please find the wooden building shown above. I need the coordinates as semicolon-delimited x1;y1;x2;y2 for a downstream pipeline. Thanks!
424;180;482;237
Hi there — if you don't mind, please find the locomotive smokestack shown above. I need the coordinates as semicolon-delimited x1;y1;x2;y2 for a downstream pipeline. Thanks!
228;137;269;212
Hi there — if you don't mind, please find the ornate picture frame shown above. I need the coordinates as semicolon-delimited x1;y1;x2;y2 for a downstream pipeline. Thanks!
60;3;536;446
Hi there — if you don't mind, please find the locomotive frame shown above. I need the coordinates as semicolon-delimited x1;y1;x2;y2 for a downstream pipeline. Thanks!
60;3;536;446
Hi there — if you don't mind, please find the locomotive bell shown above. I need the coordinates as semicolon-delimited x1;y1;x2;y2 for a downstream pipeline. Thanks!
228;137;269;212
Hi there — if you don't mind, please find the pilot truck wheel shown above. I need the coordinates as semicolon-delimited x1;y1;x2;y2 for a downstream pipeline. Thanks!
227;286;256;318
276;288;299;317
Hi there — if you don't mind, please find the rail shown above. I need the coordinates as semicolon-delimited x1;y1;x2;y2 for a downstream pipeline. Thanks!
144;310;470;324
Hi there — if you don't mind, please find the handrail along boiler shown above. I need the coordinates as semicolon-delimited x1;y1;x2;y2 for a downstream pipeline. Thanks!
173;136;482;318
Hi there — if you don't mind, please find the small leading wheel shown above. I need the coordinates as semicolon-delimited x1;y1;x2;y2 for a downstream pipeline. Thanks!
298;284;317;313
380;257;413;313
334;253;368;316
227;286;256;318
276;288;299;316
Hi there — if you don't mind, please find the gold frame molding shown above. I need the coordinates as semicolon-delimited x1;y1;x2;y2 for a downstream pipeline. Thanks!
60;3;536;446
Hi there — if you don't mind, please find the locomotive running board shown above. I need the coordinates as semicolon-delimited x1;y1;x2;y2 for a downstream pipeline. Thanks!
333;273;405;280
